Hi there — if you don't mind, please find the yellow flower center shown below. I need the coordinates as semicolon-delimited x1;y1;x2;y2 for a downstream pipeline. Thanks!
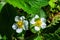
35;20;42;27
17;21;23;28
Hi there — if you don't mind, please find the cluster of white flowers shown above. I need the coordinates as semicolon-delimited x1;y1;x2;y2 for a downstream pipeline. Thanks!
12;15;46;33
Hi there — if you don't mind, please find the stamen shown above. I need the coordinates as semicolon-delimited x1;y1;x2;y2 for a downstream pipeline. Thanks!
35;20;42;27
17;21;23;28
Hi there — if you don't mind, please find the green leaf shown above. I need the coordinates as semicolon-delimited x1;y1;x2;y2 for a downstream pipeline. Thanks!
55;28;60;34
3;35;7;40
34;36;42;40
30;25;37;33
17;32;24;40
0;35;2;39
0;2;6;12
39;9;46;18
49;1;56;8
6;0;49;14
43;28;60;40
57;5;60;11
50;0;57;2
40;9;46;18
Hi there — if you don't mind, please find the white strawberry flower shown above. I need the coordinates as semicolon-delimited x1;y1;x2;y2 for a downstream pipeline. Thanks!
12;16;28;33
30;15;46;31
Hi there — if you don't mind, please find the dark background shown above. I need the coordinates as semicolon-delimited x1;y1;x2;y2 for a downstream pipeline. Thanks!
0;3;18;40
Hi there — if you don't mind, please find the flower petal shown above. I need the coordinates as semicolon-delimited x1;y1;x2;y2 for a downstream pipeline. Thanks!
41;22;46;29
23;25;25;30
15;16;20;22
30;18;35;24
16;28;23;33
34;15;39;19
24;20;28;30
20;16;25;20
12;24;17;30
41;18;46;22
34;26;40;31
